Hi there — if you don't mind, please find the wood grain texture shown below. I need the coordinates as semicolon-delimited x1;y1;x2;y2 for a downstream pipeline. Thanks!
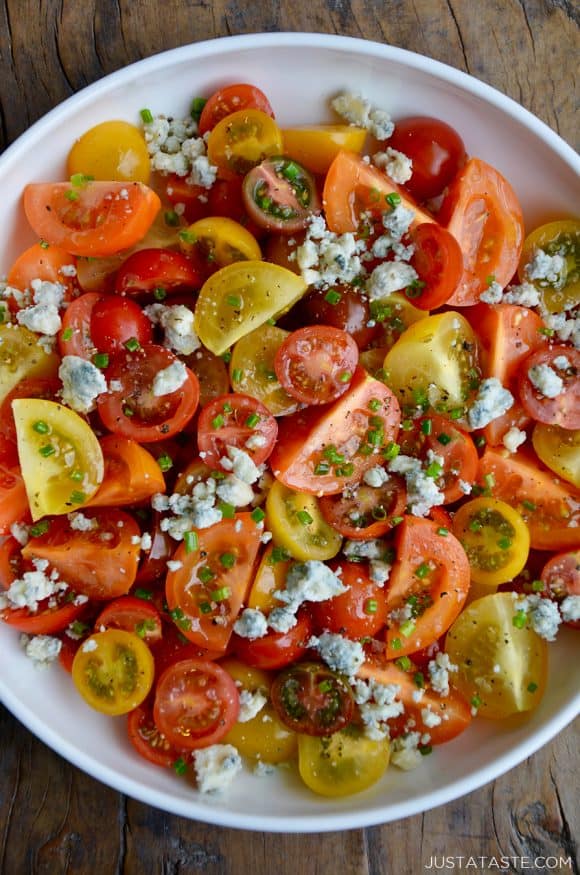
0;1;578;872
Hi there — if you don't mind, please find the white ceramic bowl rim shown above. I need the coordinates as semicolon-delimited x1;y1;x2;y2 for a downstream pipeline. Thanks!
1;32;578;833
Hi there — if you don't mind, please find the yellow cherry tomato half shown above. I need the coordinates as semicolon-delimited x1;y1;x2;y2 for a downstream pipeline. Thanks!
383;311;480;419
518;219;580;314
230;324;298;416
0;325;59;405
265;480;343;562
67;120;151;184
452;497;530;587
377;291;430;353
281;125;367;174
12;398;104;520
445;592;548;719
532;422;580;489
72;629;155;715
180;216;261;269
207;108;284;174
298;728;390;797
194;261;307;356
247;542;292;614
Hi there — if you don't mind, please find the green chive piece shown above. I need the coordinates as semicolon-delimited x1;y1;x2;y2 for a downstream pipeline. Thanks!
364;599;378;615
368;398;381;412
386;192;401;207
211;586;231;602
222;402;233;414
157;453;173;473
497;537;511;550
415;562;430;579
191;97;207;121
471;695;481;708
226;294;242;308
218;502;235;519
212;414;224;429
269;546;290;564
123;406;134;418
69;469;84;482
383;441;400;461
413;672;425;689
179;229;196;245
164;210;180;227
153;286;167;301
184;531;198;554
173;756;187;775
512;610;527;629
124;337;141;352
400;419;413;431
324;289;342;305
30;520;50;537
232;368;243;383
219;552;236;569
335;463;354;477
199;602;212;614
70;490;86;505
395;656;411;671
474;435;486;448
198;566;215;584
531;580;544;592
93;352;109;369
296;510;313;526
437;527;449;537
527;681;538;693
65;189;79;201
251;508;265;524
314;462;330;476
134;588;153;601
421;419;432;436
522;500;537;512
39;239;49;250
61;327;73;341
338;371;352;383
390;637;402;650
135;619;156;638
32;420;50;435
245;412;260;428
437;432;451;446
449;408;463;421
221;351;232;364
399;619;415;638
39;444;56;457
425;461;442;478
390;516;404;527
140;108;154;124
420;745;433;756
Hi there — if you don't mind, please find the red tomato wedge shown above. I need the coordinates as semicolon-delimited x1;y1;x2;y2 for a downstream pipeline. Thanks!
478;448;580;550
165;514;262;653
85;435;165;508
58;291;102;359
385;516;471;658
198;84;275;136
95;595;163;644
127;700;183;768
319;474;406;539
22;509;141;599
439;158;525;307
114;248;204;298
23;181;161;257
322;151;434;234
518;346;580;430
270;367;401;496
409;223;463;310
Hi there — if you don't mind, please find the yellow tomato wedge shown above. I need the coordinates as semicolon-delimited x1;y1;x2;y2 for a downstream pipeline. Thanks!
247;543;292;613
0;325;59;405
452;497;530;587
532;422;580;489
376;291;430;352
67;120;150;183
180;216;261;269
207;108;283;174
298;728;390;797
518;219;580;314
230;324;298;416
194;261;307;356
12;398;104;520
72;629;155;716
265;480;342;561
445;592;548;719
282;125;367;174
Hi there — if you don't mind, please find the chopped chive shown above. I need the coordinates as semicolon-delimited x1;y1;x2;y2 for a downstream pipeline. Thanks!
65;189;79;201
69;173;93;188
338;371;352;383
527;681;538;693
413;671;425;688
383;441;400;461
471;695;481;708
296;510;313;526
367;428;383;447
437;433;451;446
198;566;215;584
164;210;180;227
323;445;344;464
390;637;402;650
421;419;432;436
531;580;544;592
522;500;536;512
32;420;50;435
386;192;401;208
364;598;378;615
212;414;224;429
199;602;212;614
157;453;173;473
269;546;290;564
425;461;442;478
368;398;381;412
395;656;411;671
173;756;187;775
39;444;56;457
218;502;235;519
191;97;207;121
134;587;153;601
61;327;73;341
136;619;156;638
226;294;242;308
335;463;354;477
400;419;413;431
474;435;486;448
221;351;232;364
538;327;555;337
468;519;483;533
153;286;167;301
415;562;430;579
449;408;463;421
123;406;134;417
497;537;511;550
400;619;415;638
314;462;330;476
179;230;196;245
30;520;50;537
211;586;231;602
390;516;404;527
512;610;527;629
124;337;141;352
140;108;154;124
39;239;49;250
324;289;342;305
69;469;84;482
232;368;243;383
70;490;86;505
184;531;198;554
245;412;260;428
219;552;236;569
93;352;109;369
420;745;433;756
437;527;449;537
222;402;233;414
484;473;495;491
251;508;265;524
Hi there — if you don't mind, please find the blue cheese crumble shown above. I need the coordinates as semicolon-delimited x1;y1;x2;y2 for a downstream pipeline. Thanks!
59;355;108;413
388;453;445;517
467;378;514;429
372;148;413;184
309;632;365;677
233;607;268;639
152;360;188;396
20;633;62;669
527;363;563;399
331;92;394;141
193;744;242;793
144;303;201;356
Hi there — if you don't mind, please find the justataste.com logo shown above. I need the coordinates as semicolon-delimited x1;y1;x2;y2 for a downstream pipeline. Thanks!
424;856;573;870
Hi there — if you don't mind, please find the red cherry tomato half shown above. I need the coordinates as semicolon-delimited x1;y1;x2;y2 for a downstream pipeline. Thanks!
540;550;580;629
309;561;389;639
97;344;199;442
95;595;163;644
408;223;464;310
153;658;240;750
164;175;211;224
197;393;277;470
294;284;381;350
58;291;102;359
90;295;153;355
270;662;354;736
198;84;275;136
127;700;184;768
388;116;466;202
518;346;579;430
0;377;61;446
233;610;313;670
319;474;406;539
115;248;203;299
242;157;320;234
207;176;263;238
274;326;360;406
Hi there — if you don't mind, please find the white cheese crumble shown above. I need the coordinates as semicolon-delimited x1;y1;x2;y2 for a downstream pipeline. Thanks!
144;303;201;356
275;561;347;611
528;363;563;399
352;678;403;740
372;148;413;184
309;632;365;677
479;280;504;304
225;445;261;484
3;558;67;612
253;761;276;777
421;706;442;728
10;521;29;546
560;595;580;623
245;432;267;451
296;215;366;288
152;360;188;396
142;114;218;189
388;453;445;517
502;281;541;307
153;477;223;539
20;633;62;669
238;689;268;723
382;203;415;240
15;278;66;337
267;606;298;634
428;652;458;696
525;249;566;285
343;539;386;561
516;594;562;641
193;744;242;793
503;426;527;454
81;638;98;653
467;378;514;429
367;261;418;301
59;355;108;413
331;92;394;140
68;512;98;532
233;608;268;639
552;355;570;370
390;732;423;771
215;475;254;508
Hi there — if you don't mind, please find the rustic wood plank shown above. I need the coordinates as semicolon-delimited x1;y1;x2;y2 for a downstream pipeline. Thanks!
0;1;578;872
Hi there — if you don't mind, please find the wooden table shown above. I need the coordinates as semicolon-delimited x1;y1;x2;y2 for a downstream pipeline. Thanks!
0;1;578;871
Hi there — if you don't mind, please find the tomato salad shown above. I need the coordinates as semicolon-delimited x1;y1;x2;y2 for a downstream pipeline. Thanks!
0;83;578;799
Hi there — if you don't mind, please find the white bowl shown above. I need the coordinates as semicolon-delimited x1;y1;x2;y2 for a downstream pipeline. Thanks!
0;32;578;833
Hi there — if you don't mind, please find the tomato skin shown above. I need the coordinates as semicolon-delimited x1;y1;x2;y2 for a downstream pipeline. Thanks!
22;509;141;600
408;223;463;310
274;326;359;406
153;659;240;750
1;597;87;635
270;367;401;496
319;475;406;540
518;346;579;430
388;116;466;202
207;109;283;175
197;393;277;470
165;175;211;224
439;158;525;307
541;550;580;628
58;292;102;360
23;181;161;257
115;248;203;299
233;610;313;670
7;243;78;304
198;84;275;136
127;700;183;768
0;377;60;446
385;516;470;658
0;463;31;536
207;176;262;238
310;562;388;638
270;662;354;736
294;284;381;350
90;295;153;354
95;596;163;644
85;435;165;508
242;158;320;234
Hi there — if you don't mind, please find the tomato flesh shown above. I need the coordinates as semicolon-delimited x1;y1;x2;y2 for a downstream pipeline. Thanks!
274;326;359;405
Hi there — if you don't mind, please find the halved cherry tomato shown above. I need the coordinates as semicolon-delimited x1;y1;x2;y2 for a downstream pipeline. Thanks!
310;561;388;638
153;658;239;750
518;346;579;430
452;497;530;587
197;393;277;470
165;514;262;652
24;181;161;257
127;700;183;768
295;283;381;350
385;516;470;658
58;292;102;359
233;609;313;670
281;125;367;175
198;84;275;136
207;109;283;175
265;480;342;561
541;550;580;628
182;346;230;409
271;662;354;736
518;219;580;314
298;726;390;798
439;158;525;307
532;422;580;488
207;176;262;236
7;243;77;303
180;217;261;271
90;295;153;354
274;326;359;406
387;116;466;202
23;509;141;600
97;345;199;443
0;324;59;405
229;325;298;417
164;174;211;224
1;594;87;635
115;248;203;298
0;377;60;446
270;368;401;496
319;475;406;539
478;448;580;550
0;463;29;535
95;595;163;644
323;151;434;234
67;121;150;183
242;157;320;233
408;223;463;310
